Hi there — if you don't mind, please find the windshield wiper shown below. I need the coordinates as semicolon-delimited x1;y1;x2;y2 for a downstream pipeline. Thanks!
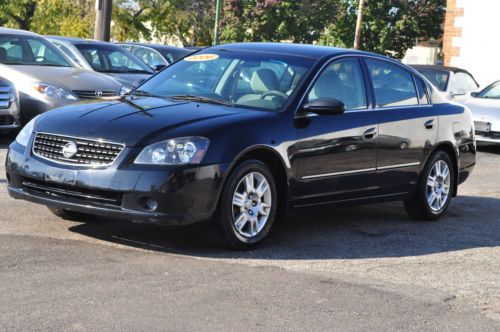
131;90;163;98
170;95;233;106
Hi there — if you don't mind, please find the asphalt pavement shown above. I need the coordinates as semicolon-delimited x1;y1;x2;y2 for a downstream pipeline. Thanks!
0;136;499;331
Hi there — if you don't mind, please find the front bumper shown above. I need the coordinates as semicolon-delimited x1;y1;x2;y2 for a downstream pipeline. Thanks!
6;141;230;225
0;101;21;131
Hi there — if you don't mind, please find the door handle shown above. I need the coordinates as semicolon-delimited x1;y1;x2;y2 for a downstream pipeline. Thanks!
363;127;377;139
425;119;435;130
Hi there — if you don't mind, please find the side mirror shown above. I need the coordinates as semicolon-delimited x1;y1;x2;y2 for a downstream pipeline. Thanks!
132;78;146;89
471;91;479;98
303;98;346;115
153;64;166;72
451;89;466;97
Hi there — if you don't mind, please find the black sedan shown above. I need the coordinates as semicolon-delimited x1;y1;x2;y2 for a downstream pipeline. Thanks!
6;43;476;249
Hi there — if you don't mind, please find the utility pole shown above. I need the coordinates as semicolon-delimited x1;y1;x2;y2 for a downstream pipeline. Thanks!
213;0;222;45
94;0;113;41
353;0;366;49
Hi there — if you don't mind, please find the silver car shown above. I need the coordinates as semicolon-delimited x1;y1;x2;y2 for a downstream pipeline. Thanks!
0;28;122;123
0;76;20;133
46;36;154;91
462;80;500;144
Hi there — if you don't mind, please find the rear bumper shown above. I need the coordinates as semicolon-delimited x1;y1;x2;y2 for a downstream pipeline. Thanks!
6;141;229;225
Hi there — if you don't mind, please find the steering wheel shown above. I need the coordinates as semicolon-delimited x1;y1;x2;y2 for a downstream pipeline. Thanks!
34;56;46;62
260;90;288;100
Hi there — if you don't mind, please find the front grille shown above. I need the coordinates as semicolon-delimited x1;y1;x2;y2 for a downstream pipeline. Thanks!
32;132;125;166
0;86;11;109
0;115;15;126
22;178;122;207
72;90;116;99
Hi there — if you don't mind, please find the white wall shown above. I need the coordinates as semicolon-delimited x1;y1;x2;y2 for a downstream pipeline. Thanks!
450;0;500;86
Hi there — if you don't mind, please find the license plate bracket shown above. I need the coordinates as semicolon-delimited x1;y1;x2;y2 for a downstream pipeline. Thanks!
44;167;77;186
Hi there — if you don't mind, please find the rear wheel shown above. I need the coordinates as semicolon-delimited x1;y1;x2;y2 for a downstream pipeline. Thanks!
47;206;93;221
404;151;455;221
215;160;277;249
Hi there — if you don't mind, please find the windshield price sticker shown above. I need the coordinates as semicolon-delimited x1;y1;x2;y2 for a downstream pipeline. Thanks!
184;54;219;62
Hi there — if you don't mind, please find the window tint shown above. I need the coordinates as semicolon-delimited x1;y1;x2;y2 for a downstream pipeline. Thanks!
132;46;166;67
308;58;367;110
415;76;429;105
478;82;500;99
367;60;418;107
418;70;449;92
0;35;72;67
452;72;478;93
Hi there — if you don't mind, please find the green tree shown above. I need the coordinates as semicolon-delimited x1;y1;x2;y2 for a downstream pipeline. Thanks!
112;0;151;42
321;0;446;58
0;0;37;30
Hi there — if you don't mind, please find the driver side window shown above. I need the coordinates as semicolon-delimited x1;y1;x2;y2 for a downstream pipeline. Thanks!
308;58;367;110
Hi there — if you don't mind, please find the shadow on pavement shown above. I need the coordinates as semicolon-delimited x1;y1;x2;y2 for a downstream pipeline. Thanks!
68;195;500;260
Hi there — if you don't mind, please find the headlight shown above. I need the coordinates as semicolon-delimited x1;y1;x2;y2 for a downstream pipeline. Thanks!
8;87;17;103
15;116;38;147
120;85;132;96
33;83;77;100
134;137;209;165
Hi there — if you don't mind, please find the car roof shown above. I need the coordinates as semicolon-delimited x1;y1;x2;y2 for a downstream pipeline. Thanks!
411;64;473;75
117;42;189;52
206;42;383;60
0;27;39;36
46;35;121;48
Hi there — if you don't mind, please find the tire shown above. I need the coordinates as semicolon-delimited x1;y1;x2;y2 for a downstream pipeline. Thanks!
47;206;92;221
404;151;455;221
215;159;278;250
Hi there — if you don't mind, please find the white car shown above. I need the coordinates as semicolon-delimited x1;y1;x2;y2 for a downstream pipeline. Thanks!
462;80;500;143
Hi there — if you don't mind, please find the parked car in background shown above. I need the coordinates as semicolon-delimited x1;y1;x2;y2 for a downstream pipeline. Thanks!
0;28;122;123
117;43;192;71
6;43;476;249
0;76;20;133
411;65;479;101
461;80;500;144
46;36;154;91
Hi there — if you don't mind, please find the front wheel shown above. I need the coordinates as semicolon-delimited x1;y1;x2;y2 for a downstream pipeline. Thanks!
404;151;455;221
215;160;277;249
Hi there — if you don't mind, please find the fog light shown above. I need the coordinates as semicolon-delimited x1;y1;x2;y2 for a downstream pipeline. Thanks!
145;197;158;211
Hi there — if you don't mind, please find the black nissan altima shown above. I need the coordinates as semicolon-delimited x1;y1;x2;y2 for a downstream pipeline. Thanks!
6;43;476;249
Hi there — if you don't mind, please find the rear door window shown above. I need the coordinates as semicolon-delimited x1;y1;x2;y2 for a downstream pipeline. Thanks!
366;60;419;108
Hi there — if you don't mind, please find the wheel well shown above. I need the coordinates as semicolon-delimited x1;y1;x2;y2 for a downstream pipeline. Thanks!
236;148;289;219
430;143;459;196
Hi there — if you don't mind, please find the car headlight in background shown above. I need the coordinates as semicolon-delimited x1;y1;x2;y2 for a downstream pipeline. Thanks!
15;116;38;147
8;87;17;103
135;137;210;165
33;83;77;100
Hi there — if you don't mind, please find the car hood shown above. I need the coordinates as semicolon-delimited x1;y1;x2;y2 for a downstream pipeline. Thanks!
36;97;249;146
463;98;500;122
104;73;152;88
0;65;122;94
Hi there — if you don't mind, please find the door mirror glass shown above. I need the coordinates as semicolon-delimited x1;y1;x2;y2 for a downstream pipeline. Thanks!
153;64;166;72
452;89;466;97
470;91;479;98
303;98;345;115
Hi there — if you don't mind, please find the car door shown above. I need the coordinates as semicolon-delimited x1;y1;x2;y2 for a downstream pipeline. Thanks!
294;57;379;206
364;59;438;194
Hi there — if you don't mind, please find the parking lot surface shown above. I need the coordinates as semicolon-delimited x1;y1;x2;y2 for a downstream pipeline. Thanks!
1;138;499;330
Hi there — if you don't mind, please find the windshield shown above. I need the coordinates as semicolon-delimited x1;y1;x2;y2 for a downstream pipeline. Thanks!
0;34;73;67
158;48;191;64
75;43;153;74
418;69;449;92
478;82;500;99
133;50;314;111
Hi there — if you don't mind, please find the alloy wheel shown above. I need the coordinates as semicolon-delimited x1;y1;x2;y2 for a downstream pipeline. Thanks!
426;160;451;212
231;171;272;238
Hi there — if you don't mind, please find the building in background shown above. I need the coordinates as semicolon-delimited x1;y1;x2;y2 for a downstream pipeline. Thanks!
443;0;500;86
